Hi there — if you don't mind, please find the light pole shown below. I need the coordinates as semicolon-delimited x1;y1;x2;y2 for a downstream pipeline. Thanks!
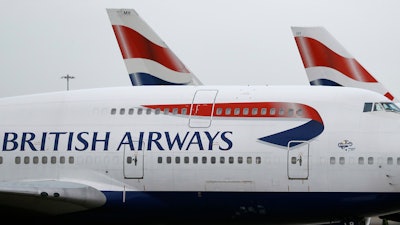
61;74;75;91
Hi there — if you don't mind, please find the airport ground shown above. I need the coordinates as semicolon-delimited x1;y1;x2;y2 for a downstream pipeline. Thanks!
364;217;399;225
326;217;400;225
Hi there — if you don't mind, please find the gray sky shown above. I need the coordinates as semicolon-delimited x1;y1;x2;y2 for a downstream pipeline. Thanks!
1;0;400;98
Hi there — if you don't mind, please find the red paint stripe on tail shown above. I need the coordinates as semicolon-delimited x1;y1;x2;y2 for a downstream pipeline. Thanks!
295;36;377;83
112;25;190;73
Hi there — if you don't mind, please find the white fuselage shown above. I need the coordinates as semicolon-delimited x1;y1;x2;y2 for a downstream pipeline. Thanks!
0;85;399;223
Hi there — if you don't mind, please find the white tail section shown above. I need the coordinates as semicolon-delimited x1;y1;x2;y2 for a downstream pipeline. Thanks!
291;26;397;102
107;8;202;85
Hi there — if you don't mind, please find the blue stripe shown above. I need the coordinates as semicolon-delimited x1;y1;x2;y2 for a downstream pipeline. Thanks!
310;79;343;86
130;73;189;85
258;120;324;147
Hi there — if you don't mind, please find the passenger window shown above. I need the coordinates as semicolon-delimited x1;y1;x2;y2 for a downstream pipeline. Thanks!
211;157;216;164
137;108;143;115
229;156;234;164
184;156;189;164
202;157;207;164
181;108;187;115
128;108;134;115
288;108;294;116
279;108;285;115
68;156;74;164
270;108;276;115
166;156;171;164
42;156;48;164
111;108;117;115
238;157;243;164
164;108;169;114
24;156;29;164
216;108;222;115
155;108;161;115
261;108;267;115
175;157;180;164
330;157;335;164
225;108;231;115
368;157;374;165
158;157;162;164
243;108;249;115
247;157;252;164
146;108;152;115
387;157;393;165
256;157;261;164
15;157;21;164
220;157;225;164
234;108;240;115
60;156;65;164
33;156;39;164
358;157;364;165
339;157;345;165
193;157;198;164
397;157;400;165
291;157;297;164
296;109;303;116
172;108;178;115
120;108;125;115
252;108;258;115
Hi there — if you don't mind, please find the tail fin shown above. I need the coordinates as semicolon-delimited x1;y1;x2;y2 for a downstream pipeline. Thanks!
291;26;396;102
107;8;202;85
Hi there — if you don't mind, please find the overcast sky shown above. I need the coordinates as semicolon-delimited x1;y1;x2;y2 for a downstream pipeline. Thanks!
1;0;400;98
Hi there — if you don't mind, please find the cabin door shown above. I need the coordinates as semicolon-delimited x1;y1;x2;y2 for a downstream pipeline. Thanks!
189;90;218;128
123;142;144;179
287;141;309;180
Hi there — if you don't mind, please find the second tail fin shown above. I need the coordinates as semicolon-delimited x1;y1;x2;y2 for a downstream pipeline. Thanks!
291;26;396;102
107;9;202;85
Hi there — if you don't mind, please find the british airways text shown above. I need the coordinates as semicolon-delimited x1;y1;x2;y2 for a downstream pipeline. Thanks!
0;131;233;151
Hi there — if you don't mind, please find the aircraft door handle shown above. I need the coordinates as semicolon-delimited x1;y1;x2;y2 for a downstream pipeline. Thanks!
133;156;137;166
297;155;302;166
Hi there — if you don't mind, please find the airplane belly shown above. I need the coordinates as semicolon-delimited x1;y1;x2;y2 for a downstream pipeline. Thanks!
62;191;400;224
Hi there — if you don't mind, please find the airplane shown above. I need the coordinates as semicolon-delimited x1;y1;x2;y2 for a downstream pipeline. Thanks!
107;8;202;86
291;26;399;103
291;26;400;223
1;8;400;225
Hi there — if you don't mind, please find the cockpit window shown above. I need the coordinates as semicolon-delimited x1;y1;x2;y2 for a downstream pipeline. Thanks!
374;103;383;111
363;103;372;112
363;102;400;113
381;102;400;112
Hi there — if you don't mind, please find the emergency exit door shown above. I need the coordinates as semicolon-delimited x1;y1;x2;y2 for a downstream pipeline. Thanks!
189;90;218;128
123;143;144;179
287;141;309;180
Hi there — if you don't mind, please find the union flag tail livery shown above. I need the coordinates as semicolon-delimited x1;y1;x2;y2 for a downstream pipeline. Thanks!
107;9;202;85
291;26;397;102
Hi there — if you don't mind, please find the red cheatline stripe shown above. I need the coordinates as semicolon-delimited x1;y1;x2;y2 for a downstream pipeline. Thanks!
295;36;377;83
112;25;190;73
144;102;323;125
